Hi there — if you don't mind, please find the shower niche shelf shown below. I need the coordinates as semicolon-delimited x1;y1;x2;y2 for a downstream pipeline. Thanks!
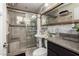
9;24;26;27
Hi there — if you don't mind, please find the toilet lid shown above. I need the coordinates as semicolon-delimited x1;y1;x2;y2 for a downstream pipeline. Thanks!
33;48;47;56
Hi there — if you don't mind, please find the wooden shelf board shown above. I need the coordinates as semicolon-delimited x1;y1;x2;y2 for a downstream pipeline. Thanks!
42;19;79;26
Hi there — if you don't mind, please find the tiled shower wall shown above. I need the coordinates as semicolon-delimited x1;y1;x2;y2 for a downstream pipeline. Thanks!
47;24;73;33
8;10;37;54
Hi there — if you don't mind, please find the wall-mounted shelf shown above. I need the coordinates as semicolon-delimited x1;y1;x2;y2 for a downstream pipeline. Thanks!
42;19;79;26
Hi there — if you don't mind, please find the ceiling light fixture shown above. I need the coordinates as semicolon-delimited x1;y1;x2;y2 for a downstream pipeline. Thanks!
44;3;49;7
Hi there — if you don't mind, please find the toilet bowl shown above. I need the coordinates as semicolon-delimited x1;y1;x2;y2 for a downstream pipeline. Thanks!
34;34;47;56
33;47;47;56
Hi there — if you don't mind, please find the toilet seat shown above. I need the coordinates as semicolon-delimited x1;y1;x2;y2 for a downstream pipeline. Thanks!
33;47;47;56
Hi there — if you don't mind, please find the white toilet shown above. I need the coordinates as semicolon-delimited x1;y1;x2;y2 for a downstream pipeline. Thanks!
33;47;47;56
33;39;47;56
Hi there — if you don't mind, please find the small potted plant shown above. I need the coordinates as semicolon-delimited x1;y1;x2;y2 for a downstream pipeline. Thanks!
73;24;79;32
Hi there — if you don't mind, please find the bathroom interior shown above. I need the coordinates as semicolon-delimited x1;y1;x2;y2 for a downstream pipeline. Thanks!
5;3;79;56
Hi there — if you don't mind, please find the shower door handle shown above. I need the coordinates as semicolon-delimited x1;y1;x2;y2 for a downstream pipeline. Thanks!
3;42;8;48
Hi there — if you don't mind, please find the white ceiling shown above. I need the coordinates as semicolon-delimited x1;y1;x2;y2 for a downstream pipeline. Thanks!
7;3;44;14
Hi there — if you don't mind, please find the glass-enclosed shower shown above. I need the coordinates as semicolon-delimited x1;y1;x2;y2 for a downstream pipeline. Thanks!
7;9;37;56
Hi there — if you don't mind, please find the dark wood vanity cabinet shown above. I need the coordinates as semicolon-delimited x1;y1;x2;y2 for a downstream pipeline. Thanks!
48;41;79;56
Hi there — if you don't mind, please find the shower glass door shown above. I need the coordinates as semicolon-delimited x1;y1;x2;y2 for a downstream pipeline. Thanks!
8;10;37;55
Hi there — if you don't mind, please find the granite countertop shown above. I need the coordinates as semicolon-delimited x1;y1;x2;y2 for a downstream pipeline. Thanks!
47;36;79;54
